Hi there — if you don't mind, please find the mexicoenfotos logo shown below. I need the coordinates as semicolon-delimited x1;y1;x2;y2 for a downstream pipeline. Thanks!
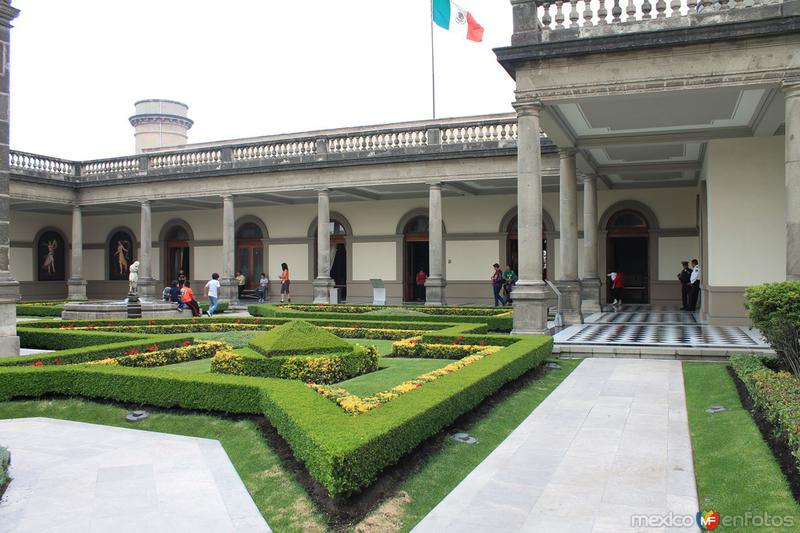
697;511;720;530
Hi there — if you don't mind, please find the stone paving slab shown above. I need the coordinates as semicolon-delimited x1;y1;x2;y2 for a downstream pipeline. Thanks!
0;418;270;533
412;359;698;533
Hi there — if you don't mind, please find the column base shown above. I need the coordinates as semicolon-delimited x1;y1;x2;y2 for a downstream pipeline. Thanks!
137;278;159;300
511;281;549;335
313;277;335;304
219;278;239;304
424;277;447;306
555;280;583;325
0;279;19;356
67;279;88;301
580;277;602;315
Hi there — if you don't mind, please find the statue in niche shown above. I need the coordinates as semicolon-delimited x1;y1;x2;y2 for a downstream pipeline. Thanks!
41;239;57;274
128;261;140;294
113;240;130;275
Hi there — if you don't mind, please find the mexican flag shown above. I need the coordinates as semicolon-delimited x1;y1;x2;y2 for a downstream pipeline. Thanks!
432;0;484;42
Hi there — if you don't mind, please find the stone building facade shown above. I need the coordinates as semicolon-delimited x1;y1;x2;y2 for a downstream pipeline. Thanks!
5;0;800;339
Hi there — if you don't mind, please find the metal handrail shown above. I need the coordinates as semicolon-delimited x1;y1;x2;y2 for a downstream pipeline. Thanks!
545;280;563;328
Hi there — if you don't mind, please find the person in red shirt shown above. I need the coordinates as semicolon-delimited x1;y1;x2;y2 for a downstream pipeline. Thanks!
181;281;201;317
608;271;625;307
415;269;427;302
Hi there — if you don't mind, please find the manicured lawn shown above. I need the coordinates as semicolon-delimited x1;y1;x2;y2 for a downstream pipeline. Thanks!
683;362;800;529
343;338;395;356
338;357;453;396
0;355;575;532
161;357;212;373
191;330;261;347
0;399;327;533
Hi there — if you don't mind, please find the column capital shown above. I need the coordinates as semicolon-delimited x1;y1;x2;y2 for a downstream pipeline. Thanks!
221;193;233;199
316;187;329;195
0;2;20;28
427;181;442;189
582;173;598;184
783;79;800;98
140;199;150;206
559;147;578;159
512;96;543;117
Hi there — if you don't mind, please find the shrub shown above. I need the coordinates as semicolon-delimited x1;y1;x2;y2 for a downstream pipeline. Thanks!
212;344;379;384
16;303;63;317
199;301;230;313
745;281;800;376
0;335;552;496
731;354;800;477
88;341;225;368
0;445;9;490
0;335;193;367
18;327;146;350
247;320;351;357
392;338;499;359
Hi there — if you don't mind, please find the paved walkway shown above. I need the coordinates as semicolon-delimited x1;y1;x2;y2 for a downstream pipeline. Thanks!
413;359;698;533
0;418;270;533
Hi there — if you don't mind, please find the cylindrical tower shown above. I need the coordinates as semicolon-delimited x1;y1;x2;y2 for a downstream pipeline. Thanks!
129;99;193;154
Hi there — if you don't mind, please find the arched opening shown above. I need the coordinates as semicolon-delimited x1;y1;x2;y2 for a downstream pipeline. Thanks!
236;222;264;290
35;228;67;282
163;224;191;284
107;228;135;280
403;215;429;302
606;209;649;304
505;216;548;280
314;219;348;301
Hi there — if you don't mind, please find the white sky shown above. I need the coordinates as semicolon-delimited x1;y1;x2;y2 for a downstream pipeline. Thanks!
10;0;515;160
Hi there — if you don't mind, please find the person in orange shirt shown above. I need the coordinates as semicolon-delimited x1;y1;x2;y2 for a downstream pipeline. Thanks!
279;262;291;303
181;281;201;316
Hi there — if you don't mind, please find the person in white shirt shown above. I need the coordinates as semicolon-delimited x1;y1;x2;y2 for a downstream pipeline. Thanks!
256;272;269;303
688;259;701;311
204;272;221;317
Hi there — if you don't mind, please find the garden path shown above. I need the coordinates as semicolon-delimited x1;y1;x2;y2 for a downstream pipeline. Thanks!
0;418;270;533
412;358;698;532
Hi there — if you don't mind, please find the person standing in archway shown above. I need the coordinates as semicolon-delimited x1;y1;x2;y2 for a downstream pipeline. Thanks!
677;261;692;310
608;271;625;307
688;259;701;311
415;269;427;302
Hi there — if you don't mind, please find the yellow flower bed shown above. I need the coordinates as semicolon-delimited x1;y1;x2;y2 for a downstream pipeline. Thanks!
308;346;502;415
88;341;226;368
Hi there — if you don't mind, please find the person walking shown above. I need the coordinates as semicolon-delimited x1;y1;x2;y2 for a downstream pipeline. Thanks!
677;261;692;310
182;281;201;317
608;271;625;307
235;270;246;299
491;263;506;306
688;259;701;311
415;269;427;302
204;272;221;317
279;263;291;303
256;272;269;303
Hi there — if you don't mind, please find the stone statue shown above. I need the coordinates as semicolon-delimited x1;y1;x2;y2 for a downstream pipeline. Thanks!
128;260;140;294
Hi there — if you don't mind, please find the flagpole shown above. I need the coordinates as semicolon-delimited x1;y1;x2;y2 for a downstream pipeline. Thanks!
429;0;436;119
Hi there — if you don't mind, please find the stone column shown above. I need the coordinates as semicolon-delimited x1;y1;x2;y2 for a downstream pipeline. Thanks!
511;97;548;335
67;204;87;301
220;194;238;302
581;174;602;314
425;182;447;306
785;81;800;279
0;2;20;356
137;199;157;298
557;149;583;324
313;188;335;303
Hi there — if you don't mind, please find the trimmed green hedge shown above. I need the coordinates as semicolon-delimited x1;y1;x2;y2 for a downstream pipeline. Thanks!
730;354;800;479
0;335;193;367
248;305;512;332
248;321;353;357
0;445;9;489
0;334;552;496
213;345;379;384
199;301;230;313
18;327;147;350
17;304;63;317
273;303;509;316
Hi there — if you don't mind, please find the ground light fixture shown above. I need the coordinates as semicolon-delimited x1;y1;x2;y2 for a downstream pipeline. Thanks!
126;410;150;422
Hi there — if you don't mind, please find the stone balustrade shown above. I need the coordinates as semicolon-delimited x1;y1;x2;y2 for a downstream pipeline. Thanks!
507;0;790;44
9;151;75;178
7;116;519;184
536;0;780;30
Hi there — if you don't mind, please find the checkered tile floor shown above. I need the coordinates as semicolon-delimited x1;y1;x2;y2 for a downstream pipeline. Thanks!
556;305;767;349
